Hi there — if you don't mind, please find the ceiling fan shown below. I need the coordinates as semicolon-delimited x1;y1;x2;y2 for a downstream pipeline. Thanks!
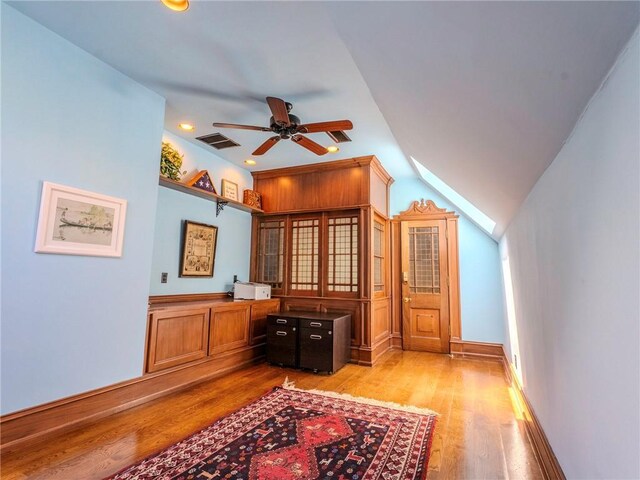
213;96;353;156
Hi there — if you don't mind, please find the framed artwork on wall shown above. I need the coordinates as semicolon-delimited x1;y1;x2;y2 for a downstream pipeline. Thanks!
179;220;218;277
221;179;239;201
34;181;127;257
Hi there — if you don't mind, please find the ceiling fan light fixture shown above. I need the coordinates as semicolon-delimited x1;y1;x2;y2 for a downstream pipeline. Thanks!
178;123;195;131
244;159;257;166
161;0;189;12
214;96;353;156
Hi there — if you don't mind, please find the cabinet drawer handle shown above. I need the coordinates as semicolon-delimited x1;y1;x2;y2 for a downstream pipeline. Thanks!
276;319;288;324
309;322;322;327
276;331;287;336
310;334;322;340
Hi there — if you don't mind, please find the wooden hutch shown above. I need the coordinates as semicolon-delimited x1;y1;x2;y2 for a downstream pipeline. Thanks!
250;156;394;365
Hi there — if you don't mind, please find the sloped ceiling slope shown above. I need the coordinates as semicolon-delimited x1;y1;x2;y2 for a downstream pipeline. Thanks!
6;1;639;237
328;2;639;236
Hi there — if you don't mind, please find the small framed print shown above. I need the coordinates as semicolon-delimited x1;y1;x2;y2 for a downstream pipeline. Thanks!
34;181;127;257
221;179;239;201
179;220;218;277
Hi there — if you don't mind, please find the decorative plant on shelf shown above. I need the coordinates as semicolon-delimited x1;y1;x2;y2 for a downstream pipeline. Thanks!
160;141;186;181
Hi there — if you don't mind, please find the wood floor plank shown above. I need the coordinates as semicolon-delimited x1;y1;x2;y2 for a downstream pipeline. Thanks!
0;351;544;479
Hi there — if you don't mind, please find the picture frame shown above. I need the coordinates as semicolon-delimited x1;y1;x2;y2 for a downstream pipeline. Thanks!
221;179;239;201
179;220;218;277
34;181;127;257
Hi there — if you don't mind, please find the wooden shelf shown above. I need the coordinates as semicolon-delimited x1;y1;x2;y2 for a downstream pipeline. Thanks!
159;176;264;215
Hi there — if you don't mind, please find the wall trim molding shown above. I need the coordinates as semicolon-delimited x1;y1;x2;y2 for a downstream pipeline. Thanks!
450;339;503;359
501;347;566;480
148;292;229;305
0;347;264;453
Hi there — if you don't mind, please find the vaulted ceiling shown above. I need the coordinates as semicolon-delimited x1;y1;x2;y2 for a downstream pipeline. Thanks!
8;1;639;237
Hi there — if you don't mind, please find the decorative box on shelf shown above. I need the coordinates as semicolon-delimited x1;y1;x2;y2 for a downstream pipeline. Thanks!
243;189;262;209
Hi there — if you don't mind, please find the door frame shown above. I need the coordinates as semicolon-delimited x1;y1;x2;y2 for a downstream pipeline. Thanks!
391;200;462;351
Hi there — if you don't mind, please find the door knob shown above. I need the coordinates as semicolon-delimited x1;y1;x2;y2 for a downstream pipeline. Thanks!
403;297;411;303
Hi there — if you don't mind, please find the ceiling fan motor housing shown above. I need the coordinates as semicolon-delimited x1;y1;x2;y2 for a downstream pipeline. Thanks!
213;96;352;156
270;114;301;137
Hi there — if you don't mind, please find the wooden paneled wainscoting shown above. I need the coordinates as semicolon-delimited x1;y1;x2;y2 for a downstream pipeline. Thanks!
0;341;566;480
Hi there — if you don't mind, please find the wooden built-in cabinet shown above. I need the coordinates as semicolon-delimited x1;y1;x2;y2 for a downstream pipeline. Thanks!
145;295;280;374
209;303;251;356
146;307;210;373
249;300;281;345
250;156;394;366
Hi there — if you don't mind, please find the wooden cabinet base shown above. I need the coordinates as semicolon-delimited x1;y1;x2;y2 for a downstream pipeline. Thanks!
0;345;265;452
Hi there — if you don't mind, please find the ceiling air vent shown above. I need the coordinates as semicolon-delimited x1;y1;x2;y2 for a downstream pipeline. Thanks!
196;132;240;150
326;131;352;143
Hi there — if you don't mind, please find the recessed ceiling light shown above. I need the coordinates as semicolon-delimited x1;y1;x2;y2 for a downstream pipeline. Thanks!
178;123;195;131
327;145;339;153
161;0;189;12
244;159;257;166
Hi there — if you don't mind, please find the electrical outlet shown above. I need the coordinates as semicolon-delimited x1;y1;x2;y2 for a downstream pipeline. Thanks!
161;272;168;283
514;354;518;369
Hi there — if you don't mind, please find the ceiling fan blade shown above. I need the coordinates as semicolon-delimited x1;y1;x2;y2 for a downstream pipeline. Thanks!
212;122;271;132
266;97;291;127
252;136;281;155
297;120;353;133
291;134;328;156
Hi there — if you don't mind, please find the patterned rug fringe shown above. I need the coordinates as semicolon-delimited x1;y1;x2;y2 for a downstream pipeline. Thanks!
281;377;439;416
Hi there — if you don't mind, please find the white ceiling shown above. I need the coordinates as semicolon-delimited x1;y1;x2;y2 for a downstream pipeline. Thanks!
7;1;640;238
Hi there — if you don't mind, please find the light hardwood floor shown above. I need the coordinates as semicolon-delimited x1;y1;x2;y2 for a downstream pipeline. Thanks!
1;350;543;479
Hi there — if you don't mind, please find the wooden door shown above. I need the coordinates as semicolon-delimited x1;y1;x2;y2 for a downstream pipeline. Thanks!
401;220;450;353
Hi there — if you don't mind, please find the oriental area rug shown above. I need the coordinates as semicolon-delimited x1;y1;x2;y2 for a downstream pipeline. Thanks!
107;380;438;480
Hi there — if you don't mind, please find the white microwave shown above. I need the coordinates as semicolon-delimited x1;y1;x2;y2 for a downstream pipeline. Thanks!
233;282;271;300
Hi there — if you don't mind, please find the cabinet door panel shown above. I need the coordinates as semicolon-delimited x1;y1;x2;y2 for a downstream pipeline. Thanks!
147;308;210;373
299;328;334;372
209;305;251;356
282;298;323;313
266;325;297;367
250;300;280;346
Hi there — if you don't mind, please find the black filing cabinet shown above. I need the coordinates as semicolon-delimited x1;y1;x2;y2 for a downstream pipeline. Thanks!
267;312;351;374
266;316;298;368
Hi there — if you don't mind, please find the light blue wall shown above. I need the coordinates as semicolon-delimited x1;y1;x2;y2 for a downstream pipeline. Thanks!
501;30;639;479
0;5;165;414
149;132;253;294
391;177;505;344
